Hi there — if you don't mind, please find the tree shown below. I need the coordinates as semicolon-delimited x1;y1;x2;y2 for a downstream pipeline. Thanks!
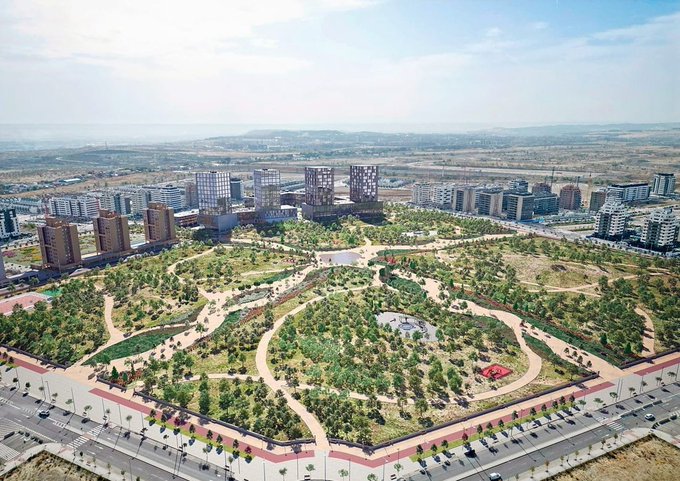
339;469;349;481
199;389;211;415
368;475;378;481
305;464;315;474
279;468;287;481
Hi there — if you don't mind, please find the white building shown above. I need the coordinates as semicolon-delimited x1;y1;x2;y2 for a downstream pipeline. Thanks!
593;201;628;240
412;183;435;206
47;195;100;218
146;185;182;211
652;173;676;196
452;186;476;213
432;184;456;208
607;183;650;203
641;207;679;250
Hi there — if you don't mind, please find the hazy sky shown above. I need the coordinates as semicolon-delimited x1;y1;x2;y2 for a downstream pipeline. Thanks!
1;0;678;127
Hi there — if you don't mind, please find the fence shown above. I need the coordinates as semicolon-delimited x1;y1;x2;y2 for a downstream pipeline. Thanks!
0;343;70;370
133;390;315;450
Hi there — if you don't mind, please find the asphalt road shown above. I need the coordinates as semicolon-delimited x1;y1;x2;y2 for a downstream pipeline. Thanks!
403;382;680;481
0;384;237;481
2;382;680;481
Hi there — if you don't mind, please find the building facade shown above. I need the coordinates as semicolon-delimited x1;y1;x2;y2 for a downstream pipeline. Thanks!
37;217;82;270
531;182;552;195
559;185;582;210
0;208;20;239
47;195;100;218
349;165;379;203
652;173;676;196
506;193;534;221
196;171;232;216
453;186;476;213
477;191;504;217
93;209;132;255
508;178;529;193
184;182;198;208
589;189;608;212
533;193;559;216
254;169;281;210
430;184;455;208
607;183;650;203
143;202;177;244
304;167;334;206
640;208;679;250
230;178;243;201
411;183;434;206
593;201;627;240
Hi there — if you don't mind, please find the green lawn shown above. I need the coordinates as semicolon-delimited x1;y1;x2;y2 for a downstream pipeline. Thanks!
86;325;188;365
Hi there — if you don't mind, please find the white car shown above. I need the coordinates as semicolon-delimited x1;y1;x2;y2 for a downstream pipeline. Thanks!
489;473;503;481
644;413;655;421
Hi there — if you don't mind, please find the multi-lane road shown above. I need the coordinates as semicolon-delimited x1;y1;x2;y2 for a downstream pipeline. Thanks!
2;381;680;481
0;384;230;481
403;381;680;481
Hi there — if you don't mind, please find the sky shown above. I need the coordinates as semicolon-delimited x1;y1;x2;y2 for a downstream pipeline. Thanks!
0;0;678;129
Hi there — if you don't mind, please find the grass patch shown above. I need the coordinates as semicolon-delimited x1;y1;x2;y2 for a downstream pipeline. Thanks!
86;326;188;364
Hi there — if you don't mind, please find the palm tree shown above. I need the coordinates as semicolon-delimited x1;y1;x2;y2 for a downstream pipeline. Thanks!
305;464;315;476
367;475;378;481
126;414;133;430
279;468;287;481
339;469;349;481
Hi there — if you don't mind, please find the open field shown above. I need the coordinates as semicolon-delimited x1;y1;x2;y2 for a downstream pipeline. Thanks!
0;452;101;481
550;436;680;481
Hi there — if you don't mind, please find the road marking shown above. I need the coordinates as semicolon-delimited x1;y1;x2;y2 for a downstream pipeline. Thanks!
0;443;21;461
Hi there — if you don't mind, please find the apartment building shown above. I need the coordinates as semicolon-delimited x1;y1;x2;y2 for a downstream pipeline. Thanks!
93;209;132;255
37;217;82;270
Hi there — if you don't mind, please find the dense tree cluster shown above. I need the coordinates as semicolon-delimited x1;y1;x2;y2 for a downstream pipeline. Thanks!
235;219;362;250
398;237;678;356
103;245;204;330
270;286;519;401
301;389;378;444
174;245;307;290
159;375;306;440
0;279;105;364
363;205;509;245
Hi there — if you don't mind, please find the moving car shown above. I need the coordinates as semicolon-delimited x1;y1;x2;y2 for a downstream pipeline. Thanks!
37;410;50;418
489;473;503;481
644;413;655;421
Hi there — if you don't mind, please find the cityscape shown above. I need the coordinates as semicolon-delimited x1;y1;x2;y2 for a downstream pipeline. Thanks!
0;2;679;481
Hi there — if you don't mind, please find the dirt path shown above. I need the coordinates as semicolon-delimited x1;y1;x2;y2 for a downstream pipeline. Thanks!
396;270;625;381
254;271;383;450
394;271;544;400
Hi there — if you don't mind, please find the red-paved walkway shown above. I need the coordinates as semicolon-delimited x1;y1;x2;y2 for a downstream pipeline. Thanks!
635;357;680;376
90;388;315;463
0;293;50;315
11;357;48;374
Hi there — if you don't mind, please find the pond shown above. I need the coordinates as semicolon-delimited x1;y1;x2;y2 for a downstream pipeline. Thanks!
376;311;438;342
318;251;362;265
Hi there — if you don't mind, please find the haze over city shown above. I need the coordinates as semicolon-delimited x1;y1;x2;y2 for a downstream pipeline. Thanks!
1;0;679;127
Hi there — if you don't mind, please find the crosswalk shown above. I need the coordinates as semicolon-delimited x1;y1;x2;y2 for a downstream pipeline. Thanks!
67;425;104;450
603;420;625;431
0;443;20;461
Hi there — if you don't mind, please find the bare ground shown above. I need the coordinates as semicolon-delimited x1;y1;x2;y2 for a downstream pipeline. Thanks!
0;452;103;481
550;436;680;481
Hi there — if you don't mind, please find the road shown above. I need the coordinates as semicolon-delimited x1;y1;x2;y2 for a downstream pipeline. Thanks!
0;384;238;481
402;381;680;481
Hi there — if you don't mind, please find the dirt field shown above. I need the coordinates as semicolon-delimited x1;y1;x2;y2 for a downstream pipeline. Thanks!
0;452;102;481
550;437;680;481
